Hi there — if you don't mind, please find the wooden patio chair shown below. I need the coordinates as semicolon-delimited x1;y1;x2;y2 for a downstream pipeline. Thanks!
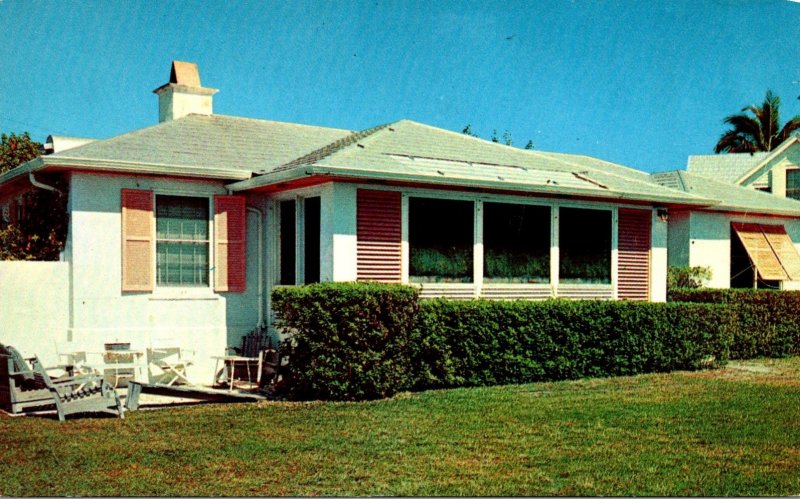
0;344;124;422
147;339;195;386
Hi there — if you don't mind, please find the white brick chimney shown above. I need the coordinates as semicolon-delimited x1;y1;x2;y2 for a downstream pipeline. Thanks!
153;61;218;122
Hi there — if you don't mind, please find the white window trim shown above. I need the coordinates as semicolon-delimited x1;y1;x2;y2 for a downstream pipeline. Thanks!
151;192;214;297
273;186;328;286
399;187;620;295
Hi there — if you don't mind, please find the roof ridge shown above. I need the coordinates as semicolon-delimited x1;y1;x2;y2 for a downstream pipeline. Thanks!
273;121;395;172
197;113;353;133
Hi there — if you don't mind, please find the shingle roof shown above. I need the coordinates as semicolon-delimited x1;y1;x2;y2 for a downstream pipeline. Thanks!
51;113;353;174
686;152;770;185
239;119;708;205
4;114;712;206
650;170;800;216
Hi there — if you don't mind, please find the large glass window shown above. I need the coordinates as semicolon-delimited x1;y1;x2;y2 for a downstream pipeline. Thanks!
786;169;800;200
483;202;550;283
156;195;209;286
409;198;473;283
279;200;296;285
559;207;611;284
304;197;321;284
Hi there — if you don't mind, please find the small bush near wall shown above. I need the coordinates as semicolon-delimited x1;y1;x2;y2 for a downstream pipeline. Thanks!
272;283;420;401
411;299;731;390
669;288;800;359
667;266;712;289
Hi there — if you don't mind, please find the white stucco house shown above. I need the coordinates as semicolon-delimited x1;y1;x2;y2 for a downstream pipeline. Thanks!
1;61;734;383
662;136;800;289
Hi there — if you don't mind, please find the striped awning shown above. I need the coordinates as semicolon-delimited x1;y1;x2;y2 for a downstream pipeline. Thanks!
732;223;800;281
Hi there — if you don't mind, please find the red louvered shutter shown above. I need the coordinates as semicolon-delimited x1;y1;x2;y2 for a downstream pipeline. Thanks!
121;189;154;292
214;195;247;292
617;208;651;301
357;189;402;282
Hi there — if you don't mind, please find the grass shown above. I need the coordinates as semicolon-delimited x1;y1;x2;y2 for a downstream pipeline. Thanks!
2;357;800;496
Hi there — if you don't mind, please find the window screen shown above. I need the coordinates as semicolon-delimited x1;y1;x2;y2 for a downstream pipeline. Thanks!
156;195;209;286
409;197;474;283
484;202;550;283
559;207;611;284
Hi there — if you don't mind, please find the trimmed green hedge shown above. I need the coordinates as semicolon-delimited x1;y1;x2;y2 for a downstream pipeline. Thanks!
272;282;420;401
273;283;734;401
669;288;800;359
412;299;731;390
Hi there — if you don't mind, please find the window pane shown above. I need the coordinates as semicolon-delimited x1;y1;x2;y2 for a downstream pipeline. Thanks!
559;207;611;284
156;196;208;240
484;202;550;283
409;198;473;283
787;170;800;200
155;196;209;287
304;197;321;284
156;242;209;286
279;200;296;285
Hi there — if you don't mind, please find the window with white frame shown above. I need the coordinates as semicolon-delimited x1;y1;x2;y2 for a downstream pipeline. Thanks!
278;199;296;285
304;197;321;284
558;207;611;284
483;202;550;283
786;169;800;200
155;195;209;286
277;196;321;285
409;197;473;283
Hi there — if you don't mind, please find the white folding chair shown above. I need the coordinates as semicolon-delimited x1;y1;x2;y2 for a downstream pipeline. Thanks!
147;339;195;386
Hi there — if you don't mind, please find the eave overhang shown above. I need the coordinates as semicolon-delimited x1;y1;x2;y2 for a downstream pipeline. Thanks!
227;164;718;208
0;155;252;185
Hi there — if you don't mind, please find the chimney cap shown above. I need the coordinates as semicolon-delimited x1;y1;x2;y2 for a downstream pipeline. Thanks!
170;61;201;87
153;60;218;96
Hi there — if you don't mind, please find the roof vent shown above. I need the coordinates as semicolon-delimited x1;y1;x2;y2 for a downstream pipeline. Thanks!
153;61;218;123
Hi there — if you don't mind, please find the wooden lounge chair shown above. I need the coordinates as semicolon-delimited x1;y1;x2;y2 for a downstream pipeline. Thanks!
0;344;124;422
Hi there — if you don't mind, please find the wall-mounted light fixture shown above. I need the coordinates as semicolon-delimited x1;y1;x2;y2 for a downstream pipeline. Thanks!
656;208;669;222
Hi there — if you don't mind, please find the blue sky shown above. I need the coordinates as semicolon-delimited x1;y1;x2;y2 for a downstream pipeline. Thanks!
2;0;799;173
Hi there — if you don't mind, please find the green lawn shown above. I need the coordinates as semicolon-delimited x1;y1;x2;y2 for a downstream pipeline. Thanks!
2;357;799;496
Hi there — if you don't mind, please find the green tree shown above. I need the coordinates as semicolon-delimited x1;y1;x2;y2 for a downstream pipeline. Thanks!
0;131;67;261
715;90;800;154
1;132;42;174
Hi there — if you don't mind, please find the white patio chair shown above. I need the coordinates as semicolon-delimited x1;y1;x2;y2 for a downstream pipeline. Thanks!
147;339;195;386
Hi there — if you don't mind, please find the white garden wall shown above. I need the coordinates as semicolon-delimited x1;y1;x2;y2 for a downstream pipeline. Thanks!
0;262;69;365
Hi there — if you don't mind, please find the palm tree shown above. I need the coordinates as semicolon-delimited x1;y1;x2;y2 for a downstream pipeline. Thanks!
714;90;800;154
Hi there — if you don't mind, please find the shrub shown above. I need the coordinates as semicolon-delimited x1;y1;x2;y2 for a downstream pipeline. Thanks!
669;288;800;359
411;299;731;389
271;282;420;401
667;266;712;289
272;283;735;402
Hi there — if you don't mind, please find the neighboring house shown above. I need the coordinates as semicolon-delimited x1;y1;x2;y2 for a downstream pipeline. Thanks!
688;135;800;198
651;170;800;290
0;61;715;381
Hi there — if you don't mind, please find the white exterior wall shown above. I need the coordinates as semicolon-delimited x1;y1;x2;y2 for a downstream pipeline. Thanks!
650;210;668;302
0;262;69;365
666;210;691;268
329;183;358;282
66;173;263;382
688;210;800;289
743;146;800;194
